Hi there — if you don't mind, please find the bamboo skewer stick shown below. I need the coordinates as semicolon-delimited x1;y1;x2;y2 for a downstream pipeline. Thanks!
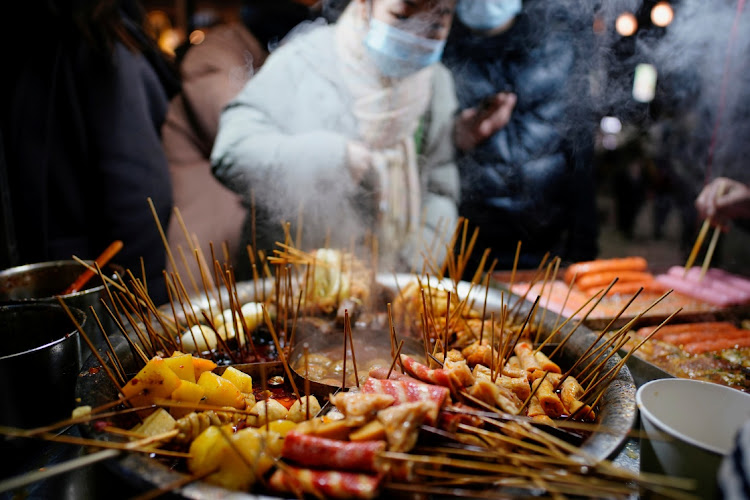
699;224;722;281
345;310;360;388
386;339;405;379
507;240;522;301
63;240;123;295
0;449;122;493
554;287;642;389
684;218;711;276
535;257;561;343
304;344;311;421
131;469;215;500
57;297;124;395
508;251;549;323
547;279;618;360
261;305;301;401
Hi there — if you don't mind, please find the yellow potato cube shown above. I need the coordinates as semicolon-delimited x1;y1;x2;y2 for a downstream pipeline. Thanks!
198;371;245;409
170;380;206;418
266;419;297;437
192;356;218;381
121;357;182;409
221;366;253;393
188;425;272;491
137;408;176;437
163;353;196;383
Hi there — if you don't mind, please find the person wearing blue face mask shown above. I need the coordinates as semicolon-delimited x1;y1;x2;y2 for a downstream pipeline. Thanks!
210;0;461;275
443;0;601;273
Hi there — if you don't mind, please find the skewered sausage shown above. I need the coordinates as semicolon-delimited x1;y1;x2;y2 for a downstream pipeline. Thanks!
564;257;648;284
269;466;381;499
576;271;654;290
281;431;385;472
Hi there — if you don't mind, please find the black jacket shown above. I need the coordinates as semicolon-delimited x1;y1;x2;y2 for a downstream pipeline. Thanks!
443;2;599;271
0;5;178;304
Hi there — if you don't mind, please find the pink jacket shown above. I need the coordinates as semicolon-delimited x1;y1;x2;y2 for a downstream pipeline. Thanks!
162;23;268;282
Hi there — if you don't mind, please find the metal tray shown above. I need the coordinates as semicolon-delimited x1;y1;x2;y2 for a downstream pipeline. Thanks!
74;275;637;498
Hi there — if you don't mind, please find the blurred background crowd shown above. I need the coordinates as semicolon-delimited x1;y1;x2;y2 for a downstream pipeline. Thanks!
2;0;748;294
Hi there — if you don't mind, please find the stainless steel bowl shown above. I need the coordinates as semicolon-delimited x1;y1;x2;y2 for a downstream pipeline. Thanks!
0;303;86;429
0;260;120;365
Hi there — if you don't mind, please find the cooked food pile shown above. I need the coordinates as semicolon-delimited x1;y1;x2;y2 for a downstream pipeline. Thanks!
618;321;750;392
22;238;695;499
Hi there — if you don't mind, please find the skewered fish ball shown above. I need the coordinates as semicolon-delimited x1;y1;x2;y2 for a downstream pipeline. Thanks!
180;325;217;353
287;396;322;423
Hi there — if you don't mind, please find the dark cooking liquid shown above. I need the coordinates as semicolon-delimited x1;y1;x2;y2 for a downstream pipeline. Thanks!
210;327;280;366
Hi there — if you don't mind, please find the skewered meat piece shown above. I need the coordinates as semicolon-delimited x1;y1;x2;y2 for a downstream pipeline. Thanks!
514;341;542;372
399;354;453;388
531;377;567;418
377;400;436;452
468;379;523;415
281;431;385;472
362;377;449;425
560;377;596;421
472;365;531;402
329;392;396;425
269;466;381;499
526;396;555;425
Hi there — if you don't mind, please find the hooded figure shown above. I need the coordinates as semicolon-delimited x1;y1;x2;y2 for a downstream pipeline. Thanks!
443;0;599;271
210;0;460;275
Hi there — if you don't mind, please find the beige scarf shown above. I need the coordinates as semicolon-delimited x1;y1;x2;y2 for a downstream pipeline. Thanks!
335;3;430;254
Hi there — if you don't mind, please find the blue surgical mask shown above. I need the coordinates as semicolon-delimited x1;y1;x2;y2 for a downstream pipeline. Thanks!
456;0;522;32
363;18;446;79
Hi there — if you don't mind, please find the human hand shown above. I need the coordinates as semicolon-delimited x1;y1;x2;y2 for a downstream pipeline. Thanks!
695;177;750;228
346;141;375;183
454;92;517;152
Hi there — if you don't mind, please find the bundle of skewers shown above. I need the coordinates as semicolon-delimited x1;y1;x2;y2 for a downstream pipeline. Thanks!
0;210;695;499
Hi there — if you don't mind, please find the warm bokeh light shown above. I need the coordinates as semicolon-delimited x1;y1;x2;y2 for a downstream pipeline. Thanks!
147;10;171;32
651;2;674;27
158;28;181;56
189;30;206;45
615;12;638;37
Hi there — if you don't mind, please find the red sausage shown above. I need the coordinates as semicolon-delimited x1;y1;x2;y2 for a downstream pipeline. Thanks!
269;466;381;499
564;257;648;284
683;336;750;354
576;271;654;290
282;431;385;473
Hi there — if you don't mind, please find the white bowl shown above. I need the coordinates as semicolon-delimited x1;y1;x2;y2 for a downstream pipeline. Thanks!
636;378;750;498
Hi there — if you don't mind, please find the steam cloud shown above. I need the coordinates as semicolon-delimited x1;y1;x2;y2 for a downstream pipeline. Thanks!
240;0;749;270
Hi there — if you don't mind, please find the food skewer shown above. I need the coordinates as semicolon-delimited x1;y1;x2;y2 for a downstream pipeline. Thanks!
683;218;711;276
687;179;727;279
698;224;722;281
63;240;123;295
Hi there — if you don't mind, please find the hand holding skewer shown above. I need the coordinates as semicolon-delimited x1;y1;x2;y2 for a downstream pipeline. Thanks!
684;178;750;279
695;177;750;226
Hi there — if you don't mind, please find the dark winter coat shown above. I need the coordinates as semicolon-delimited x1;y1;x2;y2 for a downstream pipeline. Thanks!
443;3;599;271
0;6;178;304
